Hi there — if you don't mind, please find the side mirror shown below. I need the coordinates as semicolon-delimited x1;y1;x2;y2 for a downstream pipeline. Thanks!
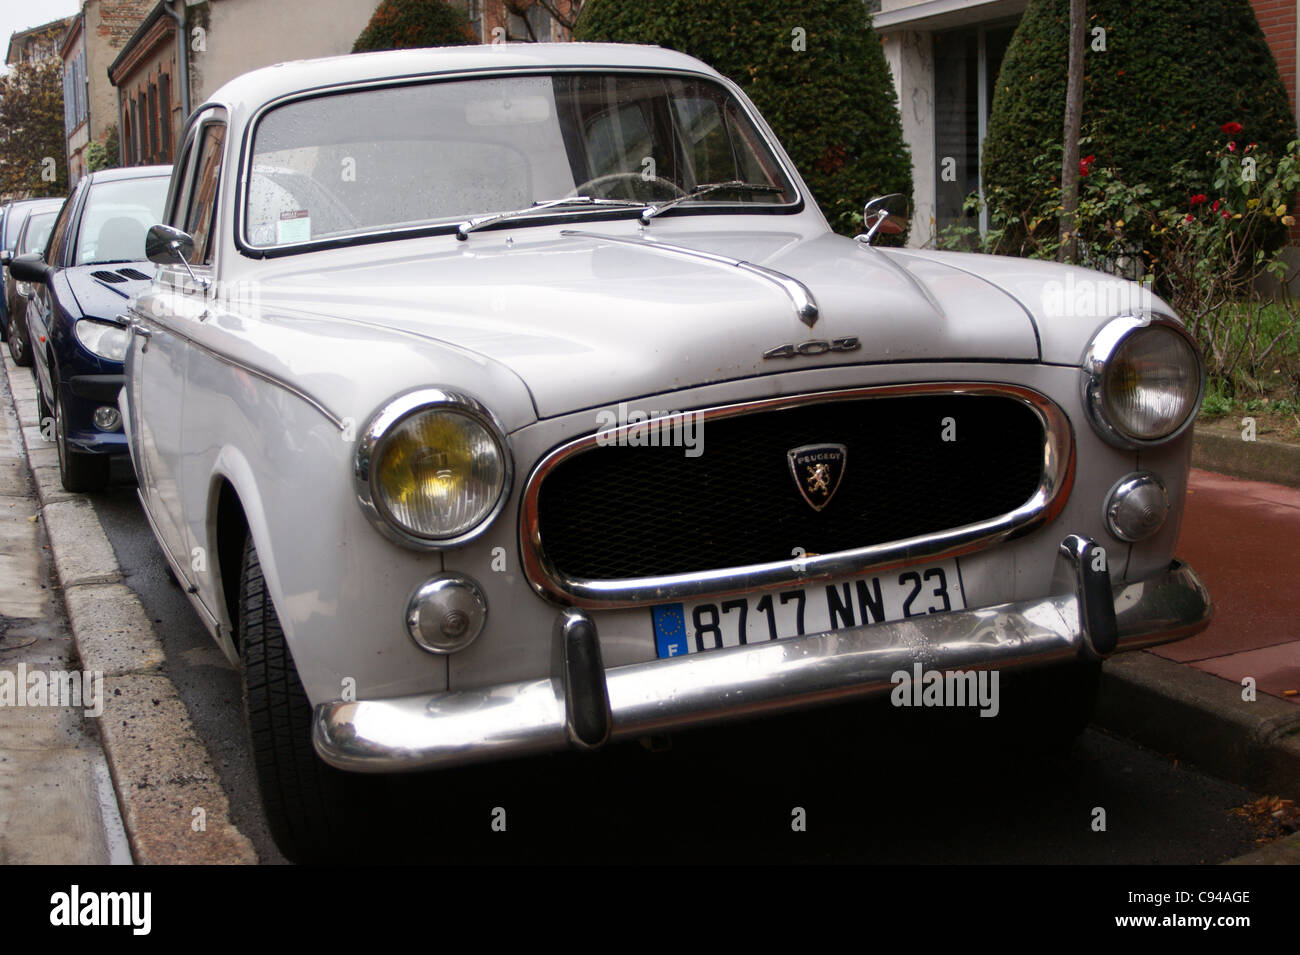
0;250;11;266
146;223;196;265
8;252;50;284
856;194;910;245
146;223;209;290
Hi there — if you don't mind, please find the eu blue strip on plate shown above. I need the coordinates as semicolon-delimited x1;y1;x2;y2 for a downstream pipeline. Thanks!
652;603;688;658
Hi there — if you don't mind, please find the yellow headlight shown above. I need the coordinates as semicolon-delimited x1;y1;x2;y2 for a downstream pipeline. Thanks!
358;394;510;546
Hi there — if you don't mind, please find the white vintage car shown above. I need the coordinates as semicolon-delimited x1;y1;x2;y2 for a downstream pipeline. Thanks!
123;43;1212;861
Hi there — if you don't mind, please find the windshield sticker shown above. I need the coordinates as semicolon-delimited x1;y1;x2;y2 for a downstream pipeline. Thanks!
277;210;311;245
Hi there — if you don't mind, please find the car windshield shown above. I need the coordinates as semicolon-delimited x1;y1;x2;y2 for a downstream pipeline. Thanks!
20;211;58;255
74;176;169;266
4;205;37;249
246;72;798;249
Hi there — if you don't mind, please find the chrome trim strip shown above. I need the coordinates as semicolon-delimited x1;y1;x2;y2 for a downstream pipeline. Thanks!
560;230;819;327
128;305;346;430
1080;313;1206;450
519;382;1075;609
354;387;514;551
313;559;1211;773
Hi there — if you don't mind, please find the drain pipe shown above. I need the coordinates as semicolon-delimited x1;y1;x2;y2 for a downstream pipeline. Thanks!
165;0;191;122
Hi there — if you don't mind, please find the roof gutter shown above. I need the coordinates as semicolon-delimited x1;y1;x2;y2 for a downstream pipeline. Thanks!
164;0;191;121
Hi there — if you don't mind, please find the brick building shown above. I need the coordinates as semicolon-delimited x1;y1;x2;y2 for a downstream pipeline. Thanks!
5;16;75;67
60;2;152;185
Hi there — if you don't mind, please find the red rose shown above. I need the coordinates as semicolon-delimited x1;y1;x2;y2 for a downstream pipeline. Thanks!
1189;194;1207;206
1211;199;1221;211
1221;121;1244;136
1079;154;1096;177
1185;213;1194;222
1228;141;1237;152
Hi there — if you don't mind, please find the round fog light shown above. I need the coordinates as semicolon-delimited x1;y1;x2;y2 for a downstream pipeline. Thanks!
93;406;121;432
405;573;487;654
1105;472;1169;542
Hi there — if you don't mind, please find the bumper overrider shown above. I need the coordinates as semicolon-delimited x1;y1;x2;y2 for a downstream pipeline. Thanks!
313;536;1212;773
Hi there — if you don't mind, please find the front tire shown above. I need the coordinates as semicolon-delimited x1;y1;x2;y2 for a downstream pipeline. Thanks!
239;534;367;862
54;380;109;492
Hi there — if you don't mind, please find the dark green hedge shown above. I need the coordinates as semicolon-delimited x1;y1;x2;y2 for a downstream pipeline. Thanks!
983;0;1296;237
575;0;912;234
353;0;475;52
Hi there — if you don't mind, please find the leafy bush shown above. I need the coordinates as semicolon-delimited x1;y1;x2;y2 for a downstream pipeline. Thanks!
353;0;476;52
982;0;1296;257
575;0;912;235
943;130;1300;406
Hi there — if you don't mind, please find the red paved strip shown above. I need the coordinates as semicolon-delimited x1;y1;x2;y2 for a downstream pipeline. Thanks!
1157;469;1300;704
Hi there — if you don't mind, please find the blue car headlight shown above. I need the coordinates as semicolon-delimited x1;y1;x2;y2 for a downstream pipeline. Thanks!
73;319;130;361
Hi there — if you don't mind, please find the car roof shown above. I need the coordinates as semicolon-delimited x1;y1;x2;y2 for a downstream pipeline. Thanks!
204;42;723;113
84;164;172;184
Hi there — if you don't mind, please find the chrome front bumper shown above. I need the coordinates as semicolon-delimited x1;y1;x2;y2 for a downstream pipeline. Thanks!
313;545;1212;773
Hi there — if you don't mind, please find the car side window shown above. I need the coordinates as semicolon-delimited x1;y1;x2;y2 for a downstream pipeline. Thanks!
43;196;75;267
169;135;199;231
184;123;226;266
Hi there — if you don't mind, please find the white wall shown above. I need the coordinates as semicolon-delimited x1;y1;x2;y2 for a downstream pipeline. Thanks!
882;30;935;248
190;0;380;104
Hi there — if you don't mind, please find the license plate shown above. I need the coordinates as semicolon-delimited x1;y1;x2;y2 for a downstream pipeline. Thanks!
652;559;965;658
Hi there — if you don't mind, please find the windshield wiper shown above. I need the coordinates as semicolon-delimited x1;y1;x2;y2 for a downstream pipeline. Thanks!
639;180;787;224
456;196;644;240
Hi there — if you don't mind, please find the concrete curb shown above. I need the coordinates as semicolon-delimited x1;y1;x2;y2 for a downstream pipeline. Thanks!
1096;652;1300;801
0;356;257;865
1192;425;1300;490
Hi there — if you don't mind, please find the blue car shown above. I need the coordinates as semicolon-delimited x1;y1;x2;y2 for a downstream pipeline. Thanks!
9;165;171;491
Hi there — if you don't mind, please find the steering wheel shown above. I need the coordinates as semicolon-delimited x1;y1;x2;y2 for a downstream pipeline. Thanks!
568;172;688;201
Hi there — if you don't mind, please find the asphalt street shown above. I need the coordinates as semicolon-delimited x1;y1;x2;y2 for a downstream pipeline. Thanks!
88;465;1267;865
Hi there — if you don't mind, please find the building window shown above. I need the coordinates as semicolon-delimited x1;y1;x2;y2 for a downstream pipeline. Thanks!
130;98;142;164
159;72;171;158
137;92;149;162
148;82;159;162
933;21;1017;236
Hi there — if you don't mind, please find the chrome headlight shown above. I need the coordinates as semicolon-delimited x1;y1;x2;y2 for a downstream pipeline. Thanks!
1082;315;1205;448
74;319;130;361
355;389;512;548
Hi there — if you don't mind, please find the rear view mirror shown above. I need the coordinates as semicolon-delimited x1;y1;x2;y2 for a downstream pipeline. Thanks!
8;252;50;284
857;194;910;245
145;223;196;265
146;223;209;290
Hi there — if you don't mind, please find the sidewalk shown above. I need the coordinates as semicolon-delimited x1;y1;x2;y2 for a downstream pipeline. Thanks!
0;353;256;865
0;354;130;864
1164;469;1300;705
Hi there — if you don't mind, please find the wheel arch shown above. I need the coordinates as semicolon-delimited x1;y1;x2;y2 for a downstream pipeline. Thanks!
207;446;284;657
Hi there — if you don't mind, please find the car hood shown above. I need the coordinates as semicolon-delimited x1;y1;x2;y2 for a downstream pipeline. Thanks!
252;227;1052;419
65;262;156;323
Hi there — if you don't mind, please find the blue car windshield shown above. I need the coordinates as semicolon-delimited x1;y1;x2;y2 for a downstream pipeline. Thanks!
74;177;169;266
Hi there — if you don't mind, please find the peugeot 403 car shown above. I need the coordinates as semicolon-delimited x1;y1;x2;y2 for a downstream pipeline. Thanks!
120;44;1211;861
